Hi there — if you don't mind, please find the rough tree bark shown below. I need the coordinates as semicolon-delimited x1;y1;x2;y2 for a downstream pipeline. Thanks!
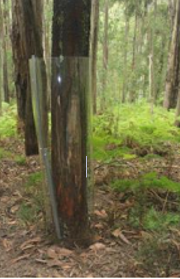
12;1;27;132
12;0;48;155
164;0;180;110
0;0;3;113
91;0;99;114
51;0;92;244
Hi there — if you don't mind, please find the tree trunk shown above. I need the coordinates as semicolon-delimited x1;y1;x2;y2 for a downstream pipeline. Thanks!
2;0;9;103
91;0;99;114
175;86;180;127
122;16;129;103
0;0;3;113
164;0;180;110
129;12;138;103
51;0;92;244
12;1;27;132
43;0;52;110
101;0;109;110
12;0;48;156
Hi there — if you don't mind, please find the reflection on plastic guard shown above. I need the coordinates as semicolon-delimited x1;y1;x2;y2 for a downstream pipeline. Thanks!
57;75;62;84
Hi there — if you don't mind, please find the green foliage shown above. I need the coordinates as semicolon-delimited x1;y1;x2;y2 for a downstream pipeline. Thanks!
111;172;180;193
142;207;180;231
0;103;16;138
143;153;163;160
18;171;44;224
136;234;180;276
24;171;44;206
0;147;11;160
25;171;43;189
14;155;26;166
93;103;180;152
112;173;180;231
92;135;135;161
17;202;41;224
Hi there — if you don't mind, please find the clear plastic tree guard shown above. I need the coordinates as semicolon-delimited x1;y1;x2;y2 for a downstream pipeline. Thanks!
29;56;93;239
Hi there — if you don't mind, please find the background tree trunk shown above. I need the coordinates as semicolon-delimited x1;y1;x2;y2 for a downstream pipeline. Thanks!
2;0;10;103
101;0;109;110
12;0;48;156
164;0;180;110
122;16;129;103
129;12;138;103
91;0;99;114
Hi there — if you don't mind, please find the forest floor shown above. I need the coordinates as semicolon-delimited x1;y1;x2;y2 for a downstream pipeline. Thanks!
1;137;180;277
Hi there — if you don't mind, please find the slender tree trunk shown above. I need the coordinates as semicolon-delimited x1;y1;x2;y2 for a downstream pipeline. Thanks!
169;0;176;30
101;0;108;110
51;0;92;244
122;16;129;103
156;33;167;100
2;0;9;103
149;53;154;114
175;86;180;127
129;12;138;103
164;0;180;110
148;0;157;111
91;0;99;114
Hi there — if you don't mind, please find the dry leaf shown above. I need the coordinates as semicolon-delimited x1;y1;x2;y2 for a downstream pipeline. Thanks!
12;254;31;264
47;259;62;267
47;247;58;259
35;258;47;264
20;236;41;250
2;238;12;251
21;244;36;251
7;220;16;225
112;228;122;238
53;270;63;278
89;242;106;251
94;209;108;218
86;273;94;278
93;235;102;242
10;204;19;213
56;247;73;257
61;264;72;270
1;196;9;202
94;223;104;229
112;229;130;244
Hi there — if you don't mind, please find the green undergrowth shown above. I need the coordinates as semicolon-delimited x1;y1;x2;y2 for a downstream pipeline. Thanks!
18;202;41;224
14;155;26;165
93;102;180;161
111;172;180;232
136;233;180;277
92;135;136;161
111;172;180;193
0;147;12;160
18;171;44;224
0;102;16;138
25;171;43;191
